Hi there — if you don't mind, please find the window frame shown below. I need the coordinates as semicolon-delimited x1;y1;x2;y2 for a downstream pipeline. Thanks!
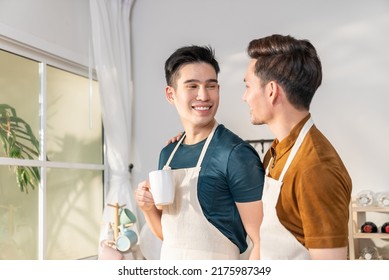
0;34;107;260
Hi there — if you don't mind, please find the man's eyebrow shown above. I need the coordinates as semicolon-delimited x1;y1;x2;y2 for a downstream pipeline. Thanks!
183;79;218;83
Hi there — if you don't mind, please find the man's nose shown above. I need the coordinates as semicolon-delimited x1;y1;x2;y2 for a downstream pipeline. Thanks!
196;86;210;100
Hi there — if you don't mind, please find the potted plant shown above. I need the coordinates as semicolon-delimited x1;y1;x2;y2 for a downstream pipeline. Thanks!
0;104;40;193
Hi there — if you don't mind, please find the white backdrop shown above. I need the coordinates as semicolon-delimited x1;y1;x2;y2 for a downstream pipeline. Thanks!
1;0;387;204
1;0;389;258
131;0;389;203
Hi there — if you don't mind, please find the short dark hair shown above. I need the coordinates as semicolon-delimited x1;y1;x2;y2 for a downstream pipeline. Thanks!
164;45;220;88
247;34;322;110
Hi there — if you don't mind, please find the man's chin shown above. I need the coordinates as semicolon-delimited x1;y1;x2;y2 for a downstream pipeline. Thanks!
251;118;264;126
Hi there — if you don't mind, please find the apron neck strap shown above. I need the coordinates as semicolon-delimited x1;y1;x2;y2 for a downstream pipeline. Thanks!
164;132;186;168
195;122;218;168
278;117;314;181
164;122;219;168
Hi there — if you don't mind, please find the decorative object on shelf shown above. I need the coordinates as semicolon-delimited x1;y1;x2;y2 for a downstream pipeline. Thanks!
377;192;389;207
98;202;138;259
348;197;389;260
360;221;378;233
381;222;389;234
356;190;375;207
119;207;137;226
359;246;381;260
116;226;138;252
356;190;389;207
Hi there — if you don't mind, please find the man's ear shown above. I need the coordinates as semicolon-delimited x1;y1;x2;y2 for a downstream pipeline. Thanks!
267;81;280;103
165;86;174;104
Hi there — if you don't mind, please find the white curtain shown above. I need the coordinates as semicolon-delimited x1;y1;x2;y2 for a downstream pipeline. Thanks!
89;0;139;259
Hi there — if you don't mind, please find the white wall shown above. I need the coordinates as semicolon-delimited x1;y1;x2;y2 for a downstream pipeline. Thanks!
0;0;90;65
131;0;389;197
1;0;388;199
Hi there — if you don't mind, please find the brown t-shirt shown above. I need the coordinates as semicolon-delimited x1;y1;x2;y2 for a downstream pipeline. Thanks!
263;114;352;248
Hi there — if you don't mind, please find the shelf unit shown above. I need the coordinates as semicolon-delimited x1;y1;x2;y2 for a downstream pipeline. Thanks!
348;201;389;260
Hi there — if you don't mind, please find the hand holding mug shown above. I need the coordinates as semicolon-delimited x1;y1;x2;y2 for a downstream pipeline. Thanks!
135;180;157;211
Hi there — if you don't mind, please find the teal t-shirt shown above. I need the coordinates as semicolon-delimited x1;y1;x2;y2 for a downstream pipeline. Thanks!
158;124;264;253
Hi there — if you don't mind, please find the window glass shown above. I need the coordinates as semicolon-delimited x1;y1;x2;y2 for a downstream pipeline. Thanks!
0;49;40;160
45;168;103;260
46;66;102;164
0;165;39;260
1;47;104;260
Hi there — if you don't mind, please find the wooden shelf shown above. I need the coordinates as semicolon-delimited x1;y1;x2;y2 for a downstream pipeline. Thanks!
353;233;389;239
348;200;389;260
352;206;389;213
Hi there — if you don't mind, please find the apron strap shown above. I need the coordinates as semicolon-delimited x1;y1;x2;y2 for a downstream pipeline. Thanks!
195;122;218;168
164;132;186;168
278;117;314;181
265;158;273;175
164;121;219;169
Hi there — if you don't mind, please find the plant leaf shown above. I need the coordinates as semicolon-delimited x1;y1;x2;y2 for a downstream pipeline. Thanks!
1;104;40;193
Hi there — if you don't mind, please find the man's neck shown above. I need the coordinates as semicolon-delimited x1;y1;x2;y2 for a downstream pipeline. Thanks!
269;110;310;142
182;120;216;145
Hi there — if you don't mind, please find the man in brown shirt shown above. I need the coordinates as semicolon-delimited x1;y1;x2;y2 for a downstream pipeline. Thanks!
243;34;352;259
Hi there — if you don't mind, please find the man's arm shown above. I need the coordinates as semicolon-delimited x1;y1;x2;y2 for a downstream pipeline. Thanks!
236;201;263;260
309;247;348;260
300;164;351;260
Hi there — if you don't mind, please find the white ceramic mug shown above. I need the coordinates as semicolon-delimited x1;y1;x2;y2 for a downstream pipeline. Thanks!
149;169;175;208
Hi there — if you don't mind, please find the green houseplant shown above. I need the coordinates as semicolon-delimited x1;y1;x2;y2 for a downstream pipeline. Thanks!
0;104;40;193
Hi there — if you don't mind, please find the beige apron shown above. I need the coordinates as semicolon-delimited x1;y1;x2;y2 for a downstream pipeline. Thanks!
160;123;240;260
260;118;313;260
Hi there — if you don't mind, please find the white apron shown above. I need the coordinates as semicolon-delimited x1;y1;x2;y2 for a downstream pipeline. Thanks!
160;123;240;260
260;118;313;260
